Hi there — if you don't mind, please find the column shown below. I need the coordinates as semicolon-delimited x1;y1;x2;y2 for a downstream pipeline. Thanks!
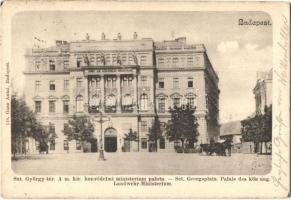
100;75;105;111
84;76;89;112
116;74;121;112
134;74;138;112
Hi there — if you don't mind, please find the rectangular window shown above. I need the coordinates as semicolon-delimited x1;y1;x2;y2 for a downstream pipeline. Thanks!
49;123;55;133
105;55;111;65
140;55;147;65
121;55;127;63
35;101;41;113
141;121;147;132
64;80;69;90
187;97;195;108
158;57;164;64
188;79;193;88
173;98;180;107
76;78;83;88
158;98;165;113
129;54;133;64
173;57;179;64
141;76;147;86
112;54;117;64
76;140;82;150
35;80;40;90
49;81;55;91
63;100;69;114
64;140;69;151
141;138;147;149
49;59;55;71
49;101;56;113
187;56;193;63
96;56;101;65
76;57;82;68
35;60;41;71
173;78;179;89
158;79;164;89
77;61;81;68
63;60;69;69
159;138;165;149
90;55;95;66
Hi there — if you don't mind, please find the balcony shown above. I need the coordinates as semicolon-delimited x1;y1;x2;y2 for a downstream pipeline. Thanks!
121;86;134;95
88;105;100;113
121;105;134;113
105;106;117;113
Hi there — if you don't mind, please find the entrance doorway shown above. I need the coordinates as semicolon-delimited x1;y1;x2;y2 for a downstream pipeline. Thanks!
104;128;117;152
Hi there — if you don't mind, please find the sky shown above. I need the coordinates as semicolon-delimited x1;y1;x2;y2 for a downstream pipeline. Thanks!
11;11;272;123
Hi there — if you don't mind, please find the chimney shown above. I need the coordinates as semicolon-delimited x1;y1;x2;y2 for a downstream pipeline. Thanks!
101;32;106;40
117;33;122;40
56;40;62;46
133;32;138;39
175;37;186;43
86;33;90;40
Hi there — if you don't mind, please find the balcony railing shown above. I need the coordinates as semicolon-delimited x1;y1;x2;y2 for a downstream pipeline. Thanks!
105;106;117;113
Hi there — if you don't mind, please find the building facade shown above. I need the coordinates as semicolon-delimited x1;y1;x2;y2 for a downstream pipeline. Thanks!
23;33;220;154
253;69;273;115
220;121;242;153
240;69;273;154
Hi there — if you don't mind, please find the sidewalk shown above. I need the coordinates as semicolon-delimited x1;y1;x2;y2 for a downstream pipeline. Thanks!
12;152;271;175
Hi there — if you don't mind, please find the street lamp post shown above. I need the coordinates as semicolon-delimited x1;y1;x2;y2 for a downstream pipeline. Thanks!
91;110;110;161
99;111;105;161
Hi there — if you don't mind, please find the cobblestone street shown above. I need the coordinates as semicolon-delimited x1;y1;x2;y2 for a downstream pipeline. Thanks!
12;152;271;175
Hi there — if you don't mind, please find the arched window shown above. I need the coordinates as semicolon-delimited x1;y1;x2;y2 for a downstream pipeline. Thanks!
76;95;84;112
140;94;148;111
90;95;100;106
122;94;133;112
105;94;117;113
158;98;165;113
170;93;182;108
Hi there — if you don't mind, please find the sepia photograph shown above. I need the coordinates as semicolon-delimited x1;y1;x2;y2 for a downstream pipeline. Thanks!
1;1;290;198
9;11;274;175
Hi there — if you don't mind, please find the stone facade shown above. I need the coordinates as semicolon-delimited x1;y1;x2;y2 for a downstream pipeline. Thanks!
253;69;272;115
23;34;220;154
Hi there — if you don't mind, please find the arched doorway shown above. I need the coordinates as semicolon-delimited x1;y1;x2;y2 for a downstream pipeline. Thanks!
104;128;117;152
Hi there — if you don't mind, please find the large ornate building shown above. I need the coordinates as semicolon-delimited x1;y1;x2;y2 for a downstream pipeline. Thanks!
24;33;220;154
